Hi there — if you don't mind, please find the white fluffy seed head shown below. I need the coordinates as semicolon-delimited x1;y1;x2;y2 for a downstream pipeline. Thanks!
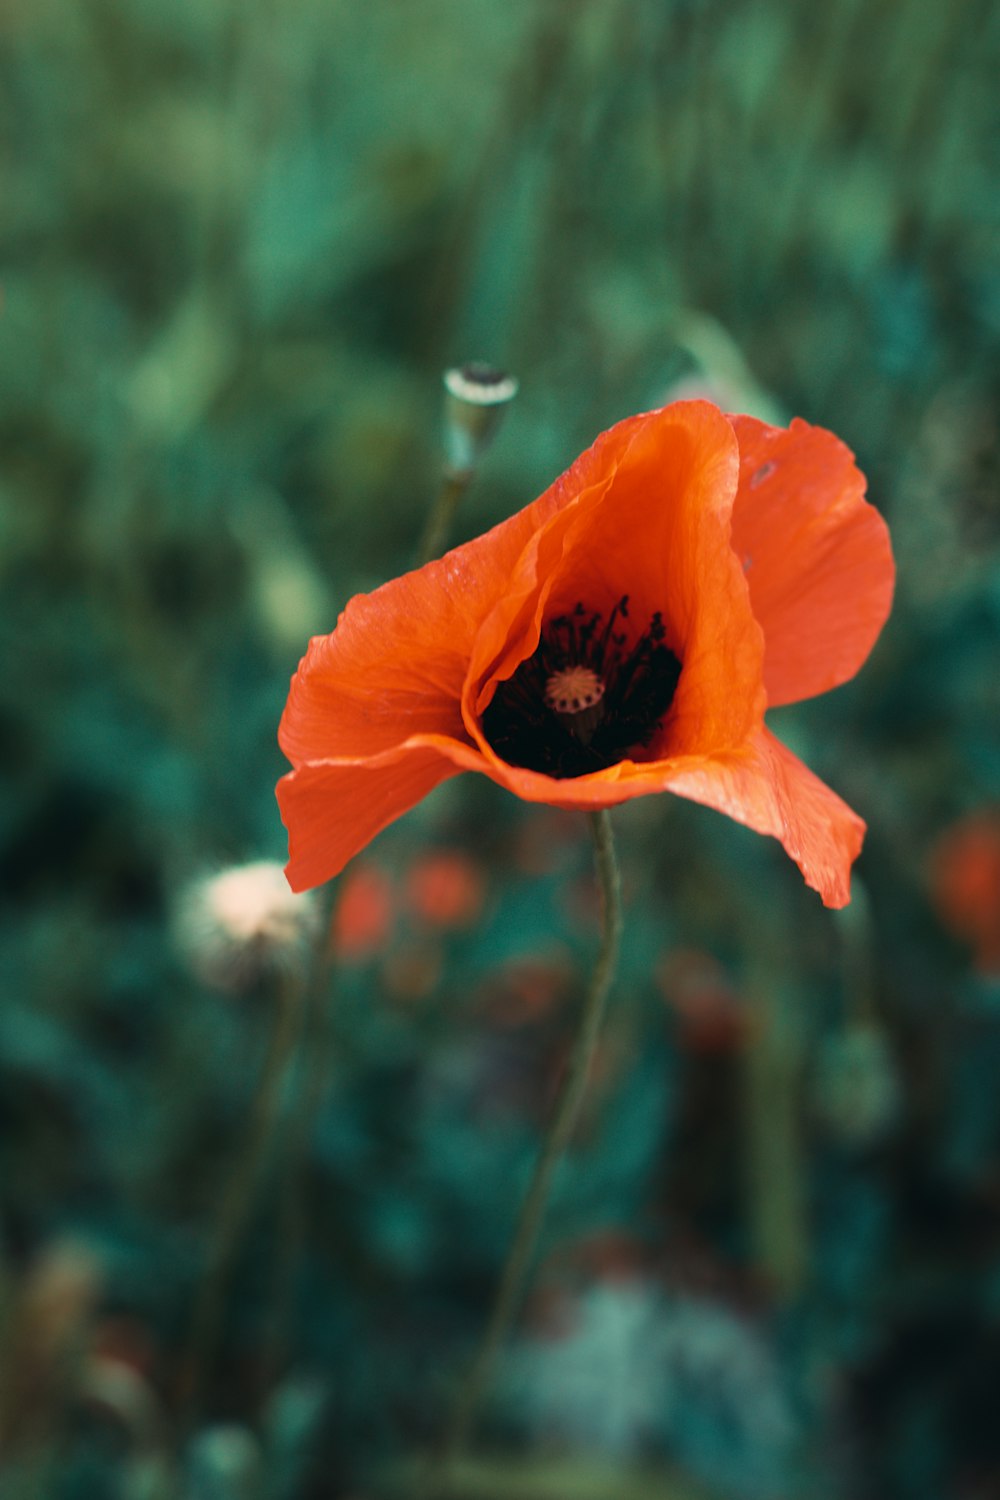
174;860;321;994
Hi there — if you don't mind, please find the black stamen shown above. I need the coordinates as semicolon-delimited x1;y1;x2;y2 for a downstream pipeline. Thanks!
481;596;682;778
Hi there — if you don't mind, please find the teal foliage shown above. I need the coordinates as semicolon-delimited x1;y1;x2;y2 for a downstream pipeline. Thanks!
1;1;999;1498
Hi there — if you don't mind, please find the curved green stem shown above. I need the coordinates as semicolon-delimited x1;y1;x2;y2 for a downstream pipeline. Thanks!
433;809;622;1480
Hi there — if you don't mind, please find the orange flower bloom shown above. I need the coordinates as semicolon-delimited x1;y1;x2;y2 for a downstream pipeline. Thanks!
405;849;487;930
333;860;395;960
278;402;893;907
928;810;1000;973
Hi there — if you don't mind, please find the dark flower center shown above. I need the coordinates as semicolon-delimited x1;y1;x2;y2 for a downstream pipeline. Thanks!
481;595;682;778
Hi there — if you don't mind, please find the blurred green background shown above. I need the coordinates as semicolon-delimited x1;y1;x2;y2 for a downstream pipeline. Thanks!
2;0;1000;1497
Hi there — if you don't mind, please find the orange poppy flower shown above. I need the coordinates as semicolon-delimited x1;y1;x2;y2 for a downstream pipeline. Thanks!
405;849;487;930
928;810;1000;973
333;860;395;960
278;401;893;907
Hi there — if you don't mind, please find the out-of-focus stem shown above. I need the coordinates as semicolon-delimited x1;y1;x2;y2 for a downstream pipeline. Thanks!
431;809;622;1485
742;950;808;1298
176;968;307;1427
835;875;877;1025
416;471;472;566
261;886;341;1389
418;363;518;565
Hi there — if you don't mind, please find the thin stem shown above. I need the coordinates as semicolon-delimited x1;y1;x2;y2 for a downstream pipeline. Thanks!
741;922;807;1299
416;471;471;565
261;887;341;1389
176;968;307;1426
835;875;877;1026
432;809;622;1482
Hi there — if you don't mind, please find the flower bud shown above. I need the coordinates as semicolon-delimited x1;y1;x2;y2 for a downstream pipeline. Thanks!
174;861;320;994
442;362;518;479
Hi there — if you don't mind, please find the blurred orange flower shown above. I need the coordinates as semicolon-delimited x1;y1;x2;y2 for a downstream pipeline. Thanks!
333;861;394;960
279;401;893;907
929;811;1000;973
404;849;486;929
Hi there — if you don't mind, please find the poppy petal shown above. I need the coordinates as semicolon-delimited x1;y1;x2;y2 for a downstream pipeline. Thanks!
278;489;576;768
277;402;886;901
466;401;765;759
730;416;894;707
666;728;865;907
409;721;862;906
278;743;465;890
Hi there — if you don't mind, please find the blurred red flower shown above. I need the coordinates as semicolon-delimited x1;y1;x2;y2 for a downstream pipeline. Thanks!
333;861;394;960
404;849;486;929
658;947;748;1053
279;402;893;907
929;811;1000;973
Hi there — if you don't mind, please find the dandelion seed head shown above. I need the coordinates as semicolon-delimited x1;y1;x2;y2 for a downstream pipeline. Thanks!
175;860;320;993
